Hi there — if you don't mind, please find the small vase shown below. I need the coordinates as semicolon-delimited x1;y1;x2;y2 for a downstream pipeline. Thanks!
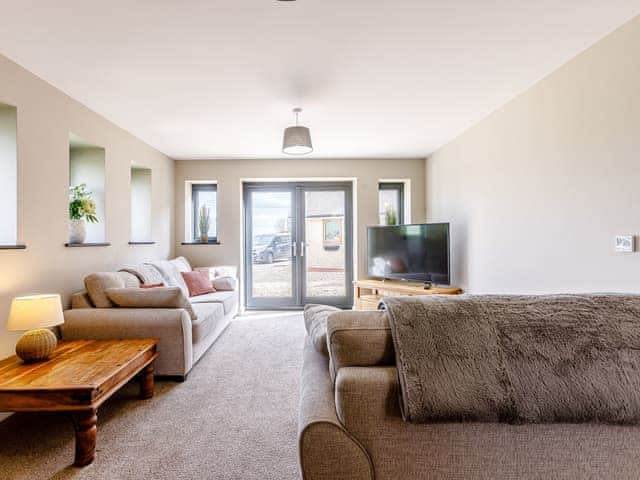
200;234;209;243
69;219;87;244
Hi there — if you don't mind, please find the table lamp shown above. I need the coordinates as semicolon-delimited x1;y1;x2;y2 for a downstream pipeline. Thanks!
7;294;64;362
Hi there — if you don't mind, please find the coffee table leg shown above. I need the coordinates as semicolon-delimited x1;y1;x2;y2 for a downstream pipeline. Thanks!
140;362;155;399
72;409;97;467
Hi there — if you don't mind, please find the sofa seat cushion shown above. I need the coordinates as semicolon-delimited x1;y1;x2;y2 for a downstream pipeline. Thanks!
189;291;238;315
85;272;140;308
191;303;225;343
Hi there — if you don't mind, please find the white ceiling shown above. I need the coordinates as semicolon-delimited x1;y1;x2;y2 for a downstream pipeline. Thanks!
1;1;639;160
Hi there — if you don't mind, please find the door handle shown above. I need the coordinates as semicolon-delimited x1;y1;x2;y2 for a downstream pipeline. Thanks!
300;241;305;257
292;242;297;257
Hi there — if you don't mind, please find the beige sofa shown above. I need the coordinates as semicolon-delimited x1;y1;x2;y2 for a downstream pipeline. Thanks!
298;309;640;480
60;258;238;380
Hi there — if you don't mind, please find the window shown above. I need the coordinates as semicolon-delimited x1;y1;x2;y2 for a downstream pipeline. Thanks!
378;182;404;225
0;103;18;246
191;183;217;242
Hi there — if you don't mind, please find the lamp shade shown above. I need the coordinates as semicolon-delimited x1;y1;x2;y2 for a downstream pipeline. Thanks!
7;294;64;331
282;126;313;155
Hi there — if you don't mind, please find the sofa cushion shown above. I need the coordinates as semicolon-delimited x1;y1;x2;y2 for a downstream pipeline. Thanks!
171;256;193;273
105;286;196;320
189;291;238;315
181;271;215;297
304;304;341;356
71;291;93;309
119;264;165;285
326;310;394;381
147;260;189;297
212;276;237;292
84;272;140;308
191;303;225;343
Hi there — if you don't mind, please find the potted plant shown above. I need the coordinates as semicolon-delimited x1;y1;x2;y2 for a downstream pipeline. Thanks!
198;204;211;243
384;204;398;226
69;184;98;244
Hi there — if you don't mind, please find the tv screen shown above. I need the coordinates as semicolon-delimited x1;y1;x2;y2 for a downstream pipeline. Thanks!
367;223;450;284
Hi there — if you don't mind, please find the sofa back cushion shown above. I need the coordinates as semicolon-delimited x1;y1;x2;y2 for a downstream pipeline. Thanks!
171;256;193;273
326;310;395;380
147;260;189;297
304;304;341;356
181;271;215;297
119;264;165;286
84;272;140;308
105;286;196;320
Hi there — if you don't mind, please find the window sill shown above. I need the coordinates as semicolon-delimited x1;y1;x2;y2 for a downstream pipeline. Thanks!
65;242;111;247
181;240;220;245
0;244;26;250
128;241;156;245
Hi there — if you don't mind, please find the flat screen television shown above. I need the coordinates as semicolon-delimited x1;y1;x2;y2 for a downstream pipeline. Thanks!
367;223;450;285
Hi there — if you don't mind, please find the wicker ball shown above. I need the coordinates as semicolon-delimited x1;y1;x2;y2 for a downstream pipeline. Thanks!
15;329;57;362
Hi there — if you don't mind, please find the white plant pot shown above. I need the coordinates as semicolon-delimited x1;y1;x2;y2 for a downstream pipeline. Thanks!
69;219;87;244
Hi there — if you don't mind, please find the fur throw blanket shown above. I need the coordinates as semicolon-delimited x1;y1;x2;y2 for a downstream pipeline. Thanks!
382;294;640;424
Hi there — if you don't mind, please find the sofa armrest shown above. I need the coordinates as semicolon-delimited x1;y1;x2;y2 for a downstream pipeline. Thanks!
298;339;374;480
326;310;395;380
60;308;193;377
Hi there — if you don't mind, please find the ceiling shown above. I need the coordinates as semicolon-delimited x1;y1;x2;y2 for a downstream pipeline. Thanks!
1;1;639;160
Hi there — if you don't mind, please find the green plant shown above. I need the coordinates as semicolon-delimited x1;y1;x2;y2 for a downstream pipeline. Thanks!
69;184;98;223
384;204;398;226
199;204;211;240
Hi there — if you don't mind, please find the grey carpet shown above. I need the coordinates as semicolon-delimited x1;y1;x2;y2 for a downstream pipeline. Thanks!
0;313;306;480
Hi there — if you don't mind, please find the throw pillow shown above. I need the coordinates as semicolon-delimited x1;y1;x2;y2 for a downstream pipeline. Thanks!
181;271;215;297
212;276;237;291
105;287;197;321
85;272;126;308
304;304;341;356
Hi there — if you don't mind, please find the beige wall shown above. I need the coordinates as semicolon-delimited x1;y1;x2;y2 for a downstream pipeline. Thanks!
0;53;175;361
426;15;640;293
175;158;425;301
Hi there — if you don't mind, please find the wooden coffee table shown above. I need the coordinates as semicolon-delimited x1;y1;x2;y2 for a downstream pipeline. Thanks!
0;338;158;466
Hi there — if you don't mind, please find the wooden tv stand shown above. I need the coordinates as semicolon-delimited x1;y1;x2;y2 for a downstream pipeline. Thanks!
354;278;462;310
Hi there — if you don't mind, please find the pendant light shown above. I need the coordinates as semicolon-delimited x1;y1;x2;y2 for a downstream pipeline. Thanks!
282;108;313;155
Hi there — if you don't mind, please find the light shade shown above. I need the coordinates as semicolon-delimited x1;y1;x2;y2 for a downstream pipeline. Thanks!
7;294;64;331
282;126;313;155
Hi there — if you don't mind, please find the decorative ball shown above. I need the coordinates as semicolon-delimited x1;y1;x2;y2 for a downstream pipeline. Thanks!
15;328;57;363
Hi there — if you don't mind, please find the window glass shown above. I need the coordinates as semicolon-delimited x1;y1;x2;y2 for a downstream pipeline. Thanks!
192;184;217;241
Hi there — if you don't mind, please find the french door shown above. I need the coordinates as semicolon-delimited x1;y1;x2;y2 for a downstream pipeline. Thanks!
244;182;353;310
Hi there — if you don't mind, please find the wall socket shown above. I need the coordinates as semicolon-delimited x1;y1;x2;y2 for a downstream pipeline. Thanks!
615;235;635;253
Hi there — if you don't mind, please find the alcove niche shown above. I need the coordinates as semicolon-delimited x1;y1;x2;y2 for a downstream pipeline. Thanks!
130;165;153;244
68;133;106;244
0;103;23;248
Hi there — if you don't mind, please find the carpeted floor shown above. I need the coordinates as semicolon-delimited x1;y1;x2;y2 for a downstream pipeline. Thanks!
0;313;306;480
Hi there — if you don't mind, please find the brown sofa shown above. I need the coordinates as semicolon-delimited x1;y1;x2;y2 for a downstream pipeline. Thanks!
60;258;238;380
298;309;640;480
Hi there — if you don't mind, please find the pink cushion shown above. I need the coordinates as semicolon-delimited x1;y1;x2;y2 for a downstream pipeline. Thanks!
181;271;215;297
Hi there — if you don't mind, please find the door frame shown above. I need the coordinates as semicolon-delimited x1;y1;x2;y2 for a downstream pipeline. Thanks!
243;181;354;310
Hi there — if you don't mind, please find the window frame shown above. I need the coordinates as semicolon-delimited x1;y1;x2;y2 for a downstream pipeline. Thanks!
191;183;218;242
378;182;405;225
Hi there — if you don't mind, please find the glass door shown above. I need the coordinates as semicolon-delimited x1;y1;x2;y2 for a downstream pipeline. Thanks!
300;186;353;307
244;182;353;310
244;186;297;309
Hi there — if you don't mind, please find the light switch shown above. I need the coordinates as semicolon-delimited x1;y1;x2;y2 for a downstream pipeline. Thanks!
615;235;635;253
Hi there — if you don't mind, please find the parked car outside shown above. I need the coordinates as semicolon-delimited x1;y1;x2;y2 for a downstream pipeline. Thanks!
252;233;291;264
